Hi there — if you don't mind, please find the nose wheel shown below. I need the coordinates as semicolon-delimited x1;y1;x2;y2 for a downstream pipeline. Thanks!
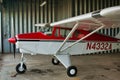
67;66;77;77
16;63;27;74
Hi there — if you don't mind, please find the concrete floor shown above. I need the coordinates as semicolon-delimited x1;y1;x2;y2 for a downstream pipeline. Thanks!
0;53;120;80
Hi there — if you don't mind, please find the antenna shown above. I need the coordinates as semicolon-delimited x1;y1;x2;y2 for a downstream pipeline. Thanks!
40;1;46;7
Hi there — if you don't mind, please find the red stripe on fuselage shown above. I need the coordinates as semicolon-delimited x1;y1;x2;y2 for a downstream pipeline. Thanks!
16;30;120;42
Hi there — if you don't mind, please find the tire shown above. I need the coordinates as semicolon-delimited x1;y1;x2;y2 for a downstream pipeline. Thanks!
67;66;77;77
52;58;60;65
16;63;27;74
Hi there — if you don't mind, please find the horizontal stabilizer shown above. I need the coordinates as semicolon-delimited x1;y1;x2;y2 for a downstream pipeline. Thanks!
34;23;50;27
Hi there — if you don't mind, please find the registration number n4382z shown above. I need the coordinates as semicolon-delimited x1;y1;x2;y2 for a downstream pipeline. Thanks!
86;42;112;50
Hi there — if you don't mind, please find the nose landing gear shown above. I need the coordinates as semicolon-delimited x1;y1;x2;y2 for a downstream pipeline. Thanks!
16;63;27;74
16;53;27;74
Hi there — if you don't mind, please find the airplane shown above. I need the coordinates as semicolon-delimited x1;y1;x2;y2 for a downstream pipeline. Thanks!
8;6;120;77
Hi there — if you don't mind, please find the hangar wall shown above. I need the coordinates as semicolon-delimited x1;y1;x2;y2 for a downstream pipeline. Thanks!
1;0;57;53
0;12;1;53
1;0;120;53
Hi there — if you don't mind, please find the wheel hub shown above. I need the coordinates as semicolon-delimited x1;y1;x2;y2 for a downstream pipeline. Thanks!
18;67;24;71
54;59;58;63
70;69;76;75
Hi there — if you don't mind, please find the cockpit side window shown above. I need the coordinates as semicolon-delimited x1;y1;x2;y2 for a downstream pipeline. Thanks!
60;29;66;37
73;30;80;37
60;28;71;38
55;29;59;37
54;27;81;38
39;27;53;35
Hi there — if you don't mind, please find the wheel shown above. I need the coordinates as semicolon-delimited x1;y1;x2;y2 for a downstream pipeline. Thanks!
67;66;77;77
16;63;27;74
52;58;60;65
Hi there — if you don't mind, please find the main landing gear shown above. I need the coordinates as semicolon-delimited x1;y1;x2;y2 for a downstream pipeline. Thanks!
16;53;27;74
67;66;77;77
52;57;77;77
16;54;77;77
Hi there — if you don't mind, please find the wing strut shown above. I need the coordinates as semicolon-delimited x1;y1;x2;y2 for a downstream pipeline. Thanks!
61;25;105;52
56;22;79;54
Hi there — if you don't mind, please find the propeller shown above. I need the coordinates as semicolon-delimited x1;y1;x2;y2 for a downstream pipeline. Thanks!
11;18;16;58
13;42;16;58
8;37;16;58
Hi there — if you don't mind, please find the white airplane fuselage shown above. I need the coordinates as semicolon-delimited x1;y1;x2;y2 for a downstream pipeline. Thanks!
17;40;119;55
14;27;120;55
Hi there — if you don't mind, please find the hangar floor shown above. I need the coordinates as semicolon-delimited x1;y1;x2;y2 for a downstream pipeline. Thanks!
0;53;120;80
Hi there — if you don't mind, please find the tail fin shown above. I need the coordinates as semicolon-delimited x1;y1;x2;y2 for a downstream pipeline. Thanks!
115;31;120;39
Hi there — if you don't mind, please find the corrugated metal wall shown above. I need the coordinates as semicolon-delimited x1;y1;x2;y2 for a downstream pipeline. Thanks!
1;0;120;53
2;0;57;53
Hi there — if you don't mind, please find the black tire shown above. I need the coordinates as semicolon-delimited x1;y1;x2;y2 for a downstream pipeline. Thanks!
52;58;60;65
67;66;77;77
16;63;27;74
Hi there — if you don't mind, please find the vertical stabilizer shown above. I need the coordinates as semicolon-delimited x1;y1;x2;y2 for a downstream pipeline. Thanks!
115;31;120;39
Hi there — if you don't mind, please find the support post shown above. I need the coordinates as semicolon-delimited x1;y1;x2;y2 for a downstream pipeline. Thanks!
56;22;79;54
61;25;105;52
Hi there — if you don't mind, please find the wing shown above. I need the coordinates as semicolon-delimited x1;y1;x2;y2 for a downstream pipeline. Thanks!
35;6;120;30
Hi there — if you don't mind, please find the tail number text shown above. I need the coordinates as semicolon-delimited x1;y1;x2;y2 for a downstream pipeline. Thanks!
86;42;112;50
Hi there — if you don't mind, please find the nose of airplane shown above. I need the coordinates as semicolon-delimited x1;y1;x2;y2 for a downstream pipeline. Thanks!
8;37;16;44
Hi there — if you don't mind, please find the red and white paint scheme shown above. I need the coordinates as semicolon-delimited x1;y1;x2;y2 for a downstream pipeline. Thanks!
8;6;120;77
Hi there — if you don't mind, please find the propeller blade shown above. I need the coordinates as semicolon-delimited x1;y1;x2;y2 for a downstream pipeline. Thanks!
13;44;16;58
8;37;16;58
